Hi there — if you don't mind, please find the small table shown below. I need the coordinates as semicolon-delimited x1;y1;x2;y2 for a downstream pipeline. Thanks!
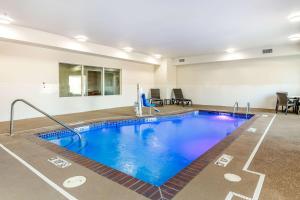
164;99;173;105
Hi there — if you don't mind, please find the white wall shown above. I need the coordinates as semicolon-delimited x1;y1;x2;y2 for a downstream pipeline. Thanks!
154;58;176;99
0;41;155;121
176;55;300;109
174;44;300;65
1;40;299;122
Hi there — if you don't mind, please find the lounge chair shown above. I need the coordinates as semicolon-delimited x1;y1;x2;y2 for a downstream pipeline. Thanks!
275;92;296;115
172;88;192;107
141;93;160;115
150;89;164;106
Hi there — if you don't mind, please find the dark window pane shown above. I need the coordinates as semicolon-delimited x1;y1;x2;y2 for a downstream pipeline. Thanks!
83;66;103;96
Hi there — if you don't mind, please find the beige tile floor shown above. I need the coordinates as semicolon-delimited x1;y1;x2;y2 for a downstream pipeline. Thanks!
0;105;299;200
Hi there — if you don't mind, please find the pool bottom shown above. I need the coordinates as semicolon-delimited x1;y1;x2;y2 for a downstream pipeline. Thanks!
30;110;257;200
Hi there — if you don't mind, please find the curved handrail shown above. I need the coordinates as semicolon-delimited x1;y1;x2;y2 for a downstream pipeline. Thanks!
233;101;239;114
246;102;250;117
9;99;82;143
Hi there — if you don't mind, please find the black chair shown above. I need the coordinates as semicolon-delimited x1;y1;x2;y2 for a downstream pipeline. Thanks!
297;100;300;115
275;92;296;115
172;88;192;107
291;97;300;115
150;89;164;106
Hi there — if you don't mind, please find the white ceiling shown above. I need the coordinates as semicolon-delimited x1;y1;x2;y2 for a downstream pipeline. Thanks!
1;0;300;57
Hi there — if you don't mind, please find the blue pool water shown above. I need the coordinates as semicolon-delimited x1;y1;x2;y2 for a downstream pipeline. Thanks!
40;111;252;186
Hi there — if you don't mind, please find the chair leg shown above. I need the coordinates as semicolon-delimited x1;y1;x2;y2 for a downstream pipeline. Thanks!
293;105;295;113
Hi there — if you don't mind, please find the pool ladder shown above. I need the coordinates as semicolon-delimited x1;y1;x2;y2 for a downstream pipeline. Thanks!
233;101;239;114
9;99;82;143
233;101;251;116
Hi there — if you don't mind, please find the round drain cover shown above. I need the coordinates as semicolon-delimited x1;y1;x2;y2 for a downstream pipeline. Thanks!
224;173;241;182
63;176;86;188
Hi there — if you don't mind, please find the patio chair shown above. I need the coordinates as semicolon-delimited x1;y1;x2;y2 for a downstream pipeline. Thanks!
150;89;164;106
172;88;192;107
275;92;296;115
293;97;300;115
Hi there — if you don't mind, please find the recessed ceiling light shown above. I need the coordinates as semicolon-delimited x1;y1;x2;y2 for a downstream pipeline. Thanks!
288;12;300;22
288;34;300;41
153;54;162;59
0;14;14;24
225;48;235;53
123;47;133;52
74;35;88;42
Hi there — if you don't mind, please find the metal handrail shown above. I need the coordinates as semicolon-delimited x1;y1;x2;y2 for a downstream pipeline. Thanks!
233;101;239;114
9;99;82;142
246;102;251;117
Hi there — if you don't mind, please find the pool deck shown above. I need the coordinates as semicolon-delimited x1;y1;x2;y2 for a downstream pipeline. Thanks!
0;105;299;200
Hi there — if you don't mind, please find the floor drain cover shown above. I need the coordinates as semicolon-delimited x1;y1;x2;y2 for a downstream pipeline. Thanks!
224;173;241;182
63;176;86;188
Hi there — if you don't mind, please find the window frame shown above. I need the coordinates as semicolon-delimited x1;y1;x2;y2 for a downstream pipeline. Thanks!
104;67;122;96
58;63;121;97
82;65;104;97
59;62;83;97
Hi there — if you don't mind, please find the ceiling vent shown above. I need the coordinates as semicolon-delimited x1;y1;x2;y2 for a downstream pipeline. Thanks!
178;58;185;63
262;49;273;54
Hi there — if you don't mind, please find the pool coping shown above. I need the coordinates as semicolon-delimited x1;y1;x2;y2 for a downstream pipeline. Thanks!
25;110;259;200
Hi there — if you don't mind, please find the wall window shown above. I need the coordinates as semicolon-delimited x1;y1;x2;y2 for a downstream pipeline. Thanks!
83;66;103;96
59;63;82;97
59;63;121;97
105;68;121;95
